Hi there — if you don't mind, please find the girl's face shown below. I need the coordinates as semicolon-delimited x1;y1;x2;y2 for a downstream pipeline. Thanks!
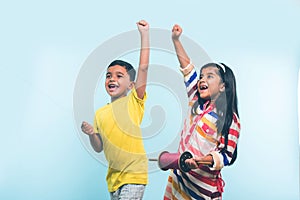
105;65;133;102
197;66;225;102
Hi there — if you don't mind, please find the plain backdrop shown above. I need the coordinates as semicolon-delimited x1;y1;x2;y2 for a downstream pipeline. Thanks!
0;0;299;199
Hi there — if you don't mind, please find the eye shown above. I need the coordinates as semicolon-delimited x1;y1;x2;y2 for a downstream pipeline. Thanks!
106;74;111;79
207;75;214;79
117;75;123;78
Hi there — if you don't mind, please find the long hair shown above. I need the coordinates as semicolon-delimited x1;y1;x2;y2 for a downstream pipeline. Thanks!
191;63;239;165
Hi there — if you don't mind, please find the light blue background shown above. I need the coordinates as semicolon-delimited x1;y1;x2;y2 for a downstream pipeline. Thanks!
1;0;299;199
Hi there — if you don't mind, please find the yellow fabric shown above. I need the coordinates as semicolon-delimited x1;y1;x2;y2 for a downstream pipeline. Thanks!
93;88;148;192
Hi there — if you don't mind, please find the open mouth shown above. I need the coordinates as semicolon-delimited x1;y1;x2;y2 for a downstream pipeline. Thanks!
199;85;208;90
108;84;118;89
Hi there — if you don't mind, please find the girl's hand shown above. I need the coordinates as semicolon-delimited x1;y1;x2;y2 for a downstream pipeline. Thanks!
137;20;149;33
172;24;182;40
185;156;213;169
195;155;214;166
81;121;94;136
185;158;198;169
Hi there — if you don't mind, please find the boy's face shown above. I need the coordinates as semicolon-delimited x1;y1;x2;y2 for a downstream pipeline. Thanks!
105;65;133;102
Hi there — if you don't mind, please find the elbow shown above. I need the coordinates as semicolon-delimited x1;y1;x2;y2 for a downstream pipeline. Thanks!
209;151;224;171
92;143;103;153
139;65;149;72
94;147;103;153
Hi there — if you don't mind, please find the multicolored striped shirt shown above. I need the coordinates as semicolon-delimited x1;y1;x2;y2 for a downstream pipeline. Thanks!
164;67;240;200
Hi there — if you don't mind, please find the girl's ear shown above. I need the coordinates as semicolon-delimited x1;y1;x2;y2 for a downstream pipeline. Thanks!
220;82;225;92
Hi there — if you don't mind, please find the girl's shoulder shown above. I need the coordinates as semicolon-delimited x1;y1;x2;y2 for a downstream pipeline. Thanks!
232;112;240;123
231;112;241;130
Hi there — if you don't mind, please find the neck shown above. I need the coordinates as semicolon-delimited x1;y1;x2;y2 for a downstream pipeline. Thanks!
110;93;127;102
204;100;215;110
111;96;120;102
209;93;221;105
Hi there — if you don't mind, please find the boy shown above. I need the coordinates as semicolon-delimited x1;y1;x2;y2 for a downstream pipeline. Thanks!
81;20;150;200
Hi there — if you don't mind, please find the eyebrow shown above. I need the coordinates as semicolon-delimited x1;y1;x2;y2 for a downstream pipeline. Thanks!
200;72;216;76
106;71;125;75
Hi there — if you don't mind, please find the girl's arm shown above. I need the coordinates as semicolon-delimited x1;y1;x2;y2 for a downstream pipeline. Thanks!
186;114;240;170
135;20;150;99
209;113;240;170
172;24;191;69
172;24;198;100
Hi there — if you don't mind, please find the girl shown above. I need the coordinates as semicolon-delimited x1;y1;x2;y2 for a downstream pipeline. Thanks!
164;24;240;200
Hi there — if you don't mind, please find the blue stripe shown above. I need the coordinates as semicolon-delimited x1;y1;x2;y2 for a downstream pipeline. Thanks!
222;152;230;166
184;71;197;87
199;104;203;110
208;111;218;119
173;170;204;199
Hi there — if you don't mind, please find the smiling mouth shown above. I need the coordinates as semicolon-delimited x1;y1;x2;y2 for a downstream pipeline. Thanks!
108;84;118;90
199;85;208;90
108;84;117;88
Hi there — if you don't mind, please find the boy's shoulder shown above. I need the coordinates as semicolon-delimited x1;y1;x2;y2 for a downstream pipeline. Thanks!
94;90;132;115
95;88;146;113
95;103;110;116
131;87;147;102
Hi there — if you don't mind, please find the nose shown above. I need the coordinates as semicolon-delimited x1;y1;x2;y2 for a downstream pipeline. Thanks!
108;75;115;82
199;77;205;83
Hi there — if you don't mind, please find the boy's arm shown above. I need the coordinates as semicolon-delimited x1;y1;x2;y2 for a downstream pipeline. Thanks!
172;24;192;70
81;121;103;153
135;20;150;99
89;133;103;153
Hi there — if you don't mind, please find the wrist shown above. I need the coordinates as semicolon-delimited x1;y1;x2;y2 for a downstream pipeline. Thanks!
89;132;96;137
139;30;149;36
209;152;224;170
140;34;149;41
172;37;180;42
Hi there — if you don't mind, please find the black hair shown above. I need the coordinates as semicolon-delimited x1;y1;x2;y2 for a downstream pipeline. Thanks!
107;60;136;81
191;62;239;165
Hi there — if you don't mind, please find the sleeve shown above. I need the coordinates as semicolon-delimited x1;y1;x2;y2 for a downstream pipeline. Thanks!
131;87;147;106
129;87;147;125
93;113;100;134
181;66;199;101
209;113;241;170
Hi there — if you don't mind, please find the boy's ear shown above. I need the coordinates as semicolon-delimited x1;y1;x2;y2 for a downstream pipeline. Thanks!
128;81;135;89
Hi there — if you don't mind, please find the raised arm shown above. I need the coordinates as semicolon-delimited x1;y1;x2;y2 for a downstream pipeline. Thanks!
172;24;191;69
135;20;150;99
172;24;198;100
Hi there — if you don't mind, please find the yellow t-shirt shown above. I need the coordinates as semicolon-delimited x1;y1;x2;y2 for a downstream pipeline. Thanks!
93;88;148;192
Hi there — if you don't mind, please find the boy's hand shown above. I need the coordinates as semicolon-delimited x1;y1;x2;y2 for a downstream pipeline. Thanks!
81;121;94;136
137;20;149;33
172;24;182;40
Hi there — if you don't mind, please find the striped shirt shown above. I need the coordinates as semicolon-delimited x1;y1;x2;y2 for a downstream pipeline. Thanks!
164;67;240;200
